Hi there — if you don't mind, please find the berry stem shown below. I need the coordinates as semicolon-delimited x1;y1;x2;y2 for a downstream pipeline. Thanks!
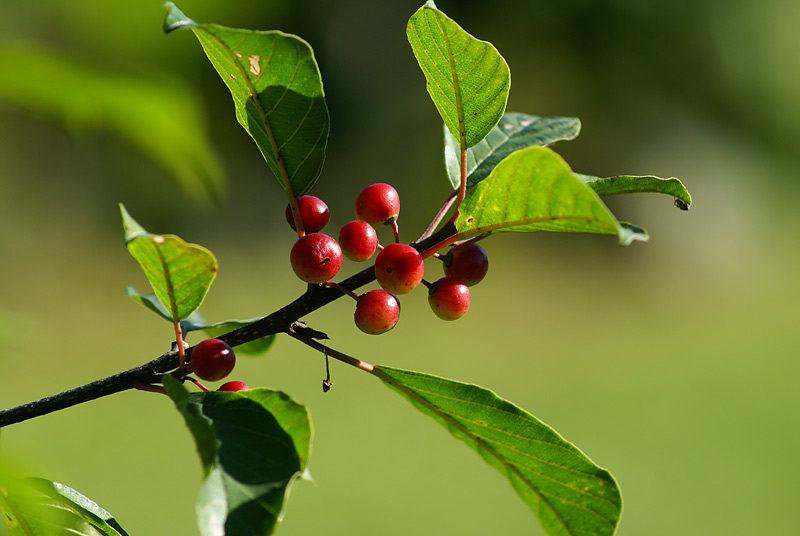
390;219;400;243
185;376;210;392
417;190;457;242
322;281;360;301
287;328;375;373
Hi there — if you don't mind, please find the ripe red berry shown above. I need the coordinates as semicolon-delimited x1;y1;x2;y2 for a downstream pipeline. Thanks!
290;233;343;284
217;380;250;392
374;243;425;294
428;277;470;321
190;338;236;382
355;183;400;226
443;244;489;286
285;195;330;233
354;289;401;335
339;220;378;262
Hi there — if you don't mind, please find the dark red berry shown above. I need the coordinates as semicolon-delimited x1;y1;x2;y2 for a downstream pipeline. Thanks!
339;220;378;262
191;338;236;382
428;277;470;321
354;289;401;335
355;183;400;226
443;244;488;286
290;233;343;284
374;243;425;294
285;195;330;233
217;380;250;392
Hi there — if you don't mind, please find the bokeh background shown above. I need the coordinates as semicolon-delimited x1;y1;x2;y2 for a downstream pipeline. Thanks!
1;1;799;535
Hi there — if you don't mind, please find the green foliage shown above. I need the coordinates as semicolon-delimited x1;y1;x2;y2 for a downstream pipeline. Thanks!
455;146;648;245
164;377;312;536
407;1;510;149
0;45;224;203
445;113;582;190
373;366;622;536
0;472;129;536
163;2;329;199
120;204;217;323
579;173;693;210
125;287;275;355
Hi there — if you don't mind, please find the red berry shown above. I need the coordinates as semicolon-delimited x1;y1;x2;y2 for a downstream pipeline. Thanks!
355;183;400;226
374;243;425;294
354;289;401;335
339;220;378;262
290;233;343;284
428;277;470;321
443;244;489;286
217;380;250;392
191;338;236;382
285;195;330;233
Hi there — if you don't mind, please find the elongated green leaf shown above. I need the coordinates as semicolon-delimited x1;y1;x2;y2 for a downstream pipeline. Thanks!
120;204;217;322
578;173;692;210
163;2;329;198
407;1;510;149
0;473;128;536
372;366;622;536
0;45;224;203
165;377;312;536
445;113;582;190
455;146;647;245
126;287;274;355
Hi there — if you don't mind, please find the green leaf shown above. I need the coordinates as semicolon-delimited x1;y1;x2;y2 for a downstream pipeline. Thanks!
0;473;128;536
455;146;647;245
120;204;217;322
126;287;275;356
372;366;622;536
0;44;224;203
163;2;329;198
164;376;312;536
445;113;582;190
578;173;693;210
407;1;510;149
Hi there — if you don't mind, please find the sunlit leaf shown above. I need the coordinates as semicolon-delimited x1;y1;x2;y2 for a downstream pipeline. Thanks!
372;366;622;536
455;146;647;245
163;2;329;198
578;173;692;210
165;377;312;536
445;113;581;190
0;45;224;203
120;204;217;322
407;1;510;149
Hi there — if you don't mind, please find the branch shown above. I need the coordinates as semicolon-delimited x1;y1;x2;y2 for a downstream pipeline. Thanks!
0;223;457;428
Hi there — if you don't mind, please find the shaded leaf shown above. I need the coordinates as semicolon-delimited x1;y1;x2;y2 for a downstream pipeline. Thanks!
163;2;329;198
445;113;581;190
126;287;274;356
372;366;622;536
165;376;312;536
0;44;224;203
407;1;510;149
578;173;692;210
120;204;217;322
455;146;647;245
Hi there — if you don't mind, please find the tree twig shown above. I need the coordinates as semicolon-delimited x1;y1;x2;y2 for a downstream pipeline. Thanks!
0;224;457;428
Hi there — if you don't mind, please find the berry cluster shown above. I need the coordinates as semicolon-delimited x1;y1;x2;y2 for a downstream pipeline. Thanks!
286;184;489;335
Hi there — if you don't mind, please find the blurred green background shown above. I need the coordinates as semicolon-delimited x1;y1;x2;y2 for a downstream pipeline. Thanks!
1;1;798;535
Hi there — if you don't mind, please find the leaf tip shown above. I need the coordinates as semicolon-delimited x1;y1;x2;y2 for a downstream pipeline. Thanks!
119;203;148;243
162;2;197;35
423;0;438;9
674;197;691;211
618;222;650;246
